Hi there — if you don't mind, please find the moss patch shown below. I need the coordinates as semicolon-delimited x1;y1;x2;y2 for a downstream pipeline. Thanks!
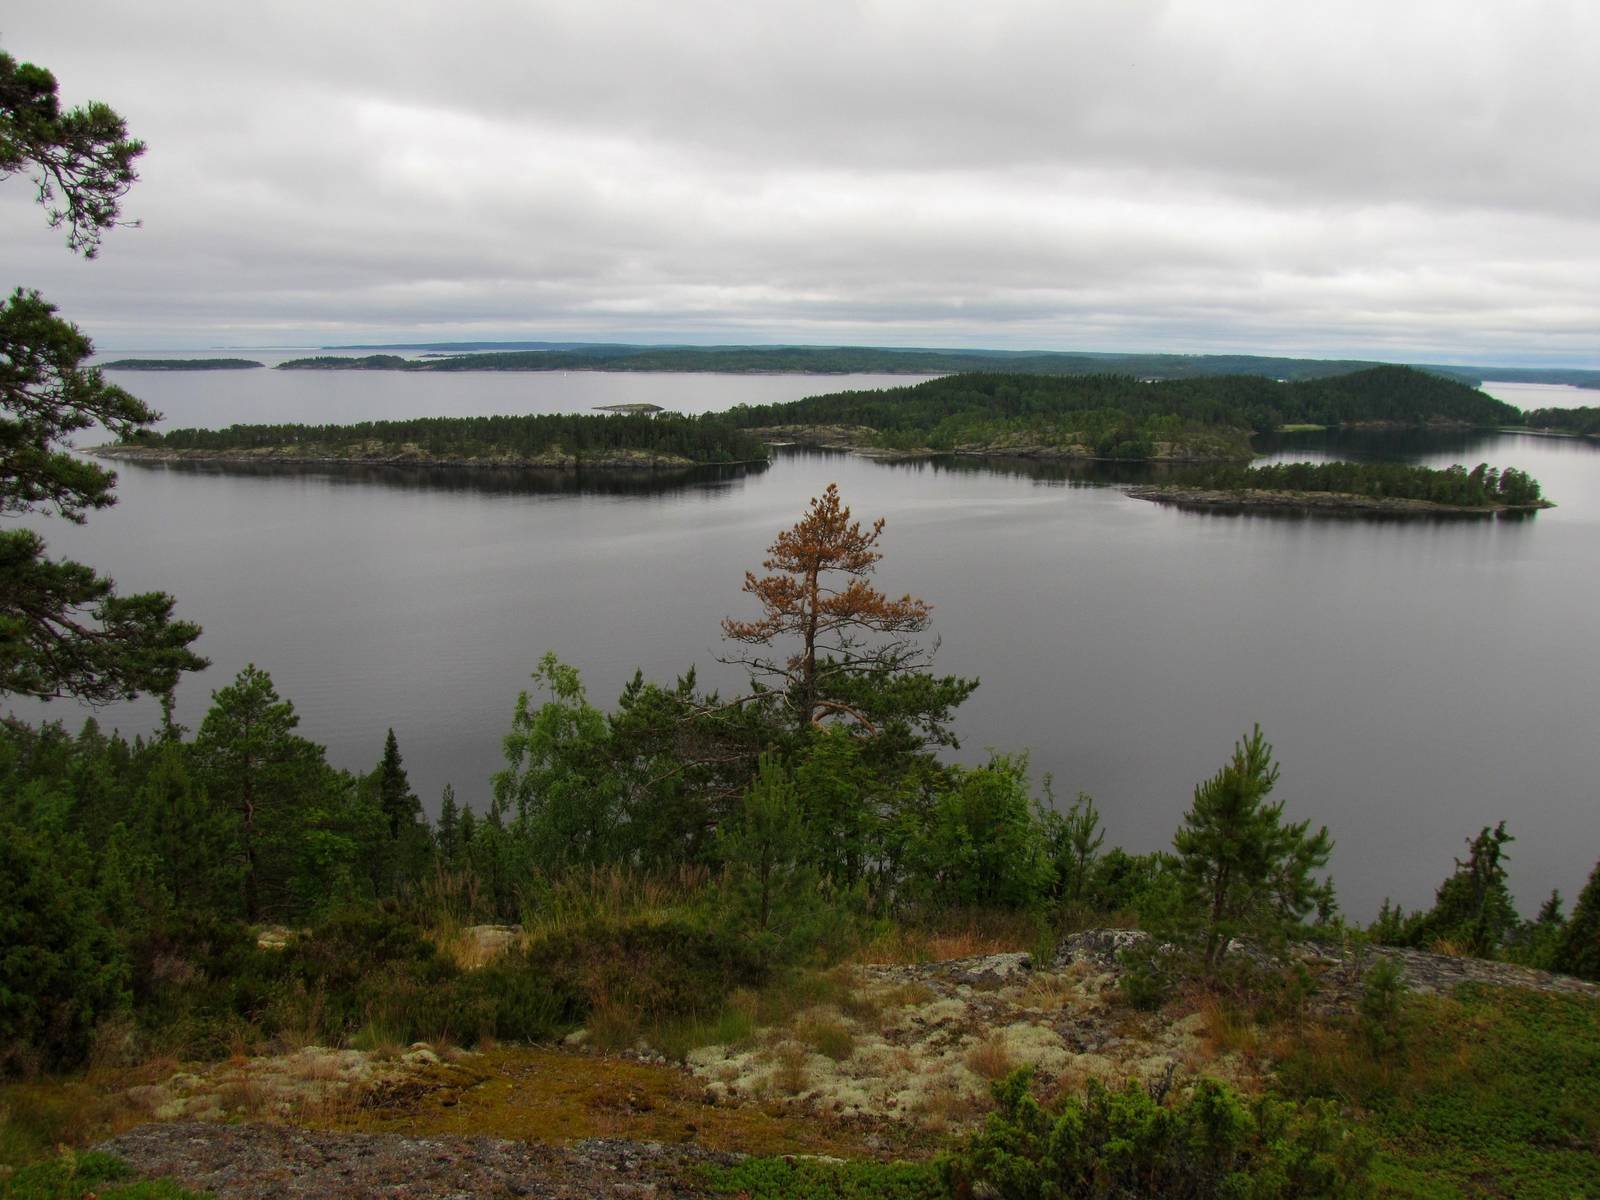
322;1046;930;1159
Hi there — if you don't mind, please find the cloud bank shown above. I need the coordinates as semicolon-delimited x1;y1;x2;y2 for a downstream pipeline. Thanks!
5;0;1597;362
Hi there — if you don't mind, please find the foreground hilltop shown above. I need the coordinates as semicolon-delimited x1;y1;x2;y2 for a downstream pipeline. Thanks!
72;930;1600;1199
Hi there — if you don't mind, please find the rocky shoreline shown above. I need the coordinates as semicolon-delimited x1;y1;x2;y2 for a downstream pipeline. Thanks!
751;425;1249;463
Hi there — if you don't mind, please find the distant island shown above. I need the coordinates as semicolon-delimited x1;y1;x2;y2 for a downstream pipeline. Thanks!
97;366;1537;471
1129;461;1551;516
287;340;1600;389
99;357;265;370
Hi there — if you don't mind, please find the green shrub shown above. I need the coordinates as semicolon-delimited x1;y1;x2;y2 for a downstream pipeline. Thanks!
1358;958;1407;1057
516;913;766;1026
943;1068;1373;1199
265;905;460;1044
467;956;566;1042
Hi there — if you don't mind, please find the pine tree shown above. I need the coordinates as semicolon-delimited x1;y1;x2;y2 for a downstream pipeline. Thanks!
1173;726;1333;965
1;51;205;704
135;740;241;917
191;665;328;921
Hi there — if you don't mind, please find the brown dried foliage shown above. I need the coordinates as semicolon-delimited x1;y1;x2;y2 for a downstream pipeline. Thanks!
722;483;931;730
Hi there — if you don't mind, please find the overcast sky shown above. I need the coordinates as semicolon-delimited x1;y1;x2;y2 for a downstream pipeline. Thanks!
4;1;1597;362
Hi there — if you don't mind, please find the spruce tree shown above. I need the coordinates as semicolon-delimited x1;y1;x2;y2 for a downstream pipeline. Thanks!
1555;859;1600;981
1408;823;1518;956
436;783;461;867
376;728;419;837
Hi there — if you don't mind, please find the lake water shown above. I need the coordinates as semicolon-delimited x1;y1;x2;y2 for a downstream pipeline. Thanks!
16;370;1599;919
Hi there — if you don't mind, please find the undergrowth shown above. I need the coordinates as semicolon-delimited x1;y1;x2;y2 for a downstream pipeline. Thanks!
702;1156;942;1199
0;1151;208;1199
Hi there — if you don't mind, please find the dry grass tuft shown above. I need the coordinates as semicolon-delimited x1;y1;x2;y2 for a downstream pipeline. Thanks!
1019;973;1078;1011
793;1011;856;1062
768;1042;811;1096
911;1078;984;1132
585;999;643;1053
1199;997;1261;1059
853;910;1041;965
964;1033;1016;1082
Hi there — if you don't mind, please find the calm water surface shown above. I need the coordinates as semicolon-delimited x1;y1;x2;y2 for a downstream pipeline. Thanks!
18;371;1599;918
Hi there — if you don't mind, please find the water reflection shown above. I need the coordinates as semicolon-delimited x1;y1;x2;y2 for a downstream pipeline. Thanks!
1254;428;1534;464
113;457;769;498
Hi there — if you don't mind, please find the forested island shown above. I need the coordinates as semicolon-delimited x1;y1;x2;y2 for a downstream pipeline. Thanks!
1129;461;1551;515
726;365;1520;461
98;410;771;469
99;357;265;370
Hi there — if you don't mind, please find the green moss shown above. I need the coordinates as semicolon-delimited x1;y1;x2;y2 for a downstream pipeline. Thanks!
330;1046;928;1159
